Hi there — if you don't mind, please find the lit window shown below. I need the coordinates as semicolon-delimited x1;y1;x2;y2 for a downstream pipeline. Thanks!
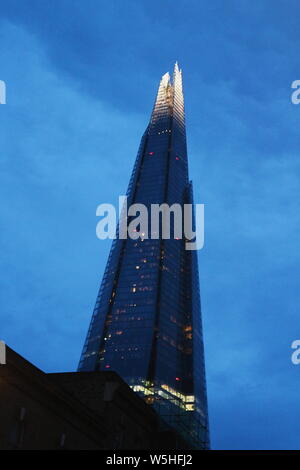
186;404;194;411
184;325;192;332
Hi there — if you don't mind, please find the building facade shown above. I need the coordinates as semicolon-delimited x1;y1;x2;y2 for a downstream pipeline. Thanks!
0;345;185;450
78;63;209;449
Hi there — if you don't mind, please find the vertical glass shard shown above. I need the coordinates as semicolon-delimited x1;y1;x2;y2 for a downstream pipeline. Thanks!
78;63;210;450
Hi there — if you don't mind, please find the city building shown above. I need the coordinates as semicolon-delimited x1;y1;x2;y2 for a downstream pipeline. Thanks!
0;345;187;450
78;63;209;449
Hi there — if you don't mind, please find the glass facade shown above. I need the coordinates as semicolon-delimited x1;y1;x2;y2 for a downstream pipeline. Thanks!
78;63;209;449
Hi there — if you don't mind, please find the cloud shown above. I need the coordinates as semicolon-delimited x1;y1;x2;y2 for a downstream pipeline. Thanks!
0;20;145;371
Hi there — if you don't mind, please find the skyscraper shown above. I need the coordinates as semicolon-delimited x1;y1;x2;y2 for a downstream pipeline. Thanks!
78;63;209;449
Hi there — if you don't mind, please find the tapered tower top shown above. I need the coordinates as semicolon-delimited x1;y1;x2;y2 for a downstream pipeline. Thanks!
149;62;185;135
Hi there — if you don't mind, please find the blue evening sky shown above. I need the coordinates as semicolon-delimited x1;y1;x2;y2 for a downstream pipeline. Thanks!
1;0;300;449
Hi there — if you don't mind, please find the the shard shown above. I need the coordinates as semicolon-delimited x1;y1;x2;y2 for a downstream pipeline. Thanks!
78;63;210;449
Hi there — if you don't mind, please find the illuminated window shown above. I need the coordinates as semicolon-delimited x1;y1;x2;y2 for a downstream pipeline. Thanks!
186;404;194;411
145;397;155;405
184;325;192;332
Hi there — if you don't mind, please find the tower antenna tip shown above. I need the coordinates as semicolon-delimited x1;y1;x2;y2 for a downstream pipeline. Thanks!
174;61;181;73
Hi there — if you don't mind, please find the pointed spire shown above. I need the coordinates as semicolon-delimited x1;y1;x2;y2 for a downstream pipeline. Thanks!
173;61;183;88
174;61;180;75
160;71;170;88
149;64;185;134
149;71;171;128
172;62;185;132
173;61;182;87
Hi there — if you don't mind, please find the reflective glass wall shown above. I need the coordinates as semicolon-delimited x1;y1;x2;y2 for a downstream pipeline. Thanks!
78;64;209;449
